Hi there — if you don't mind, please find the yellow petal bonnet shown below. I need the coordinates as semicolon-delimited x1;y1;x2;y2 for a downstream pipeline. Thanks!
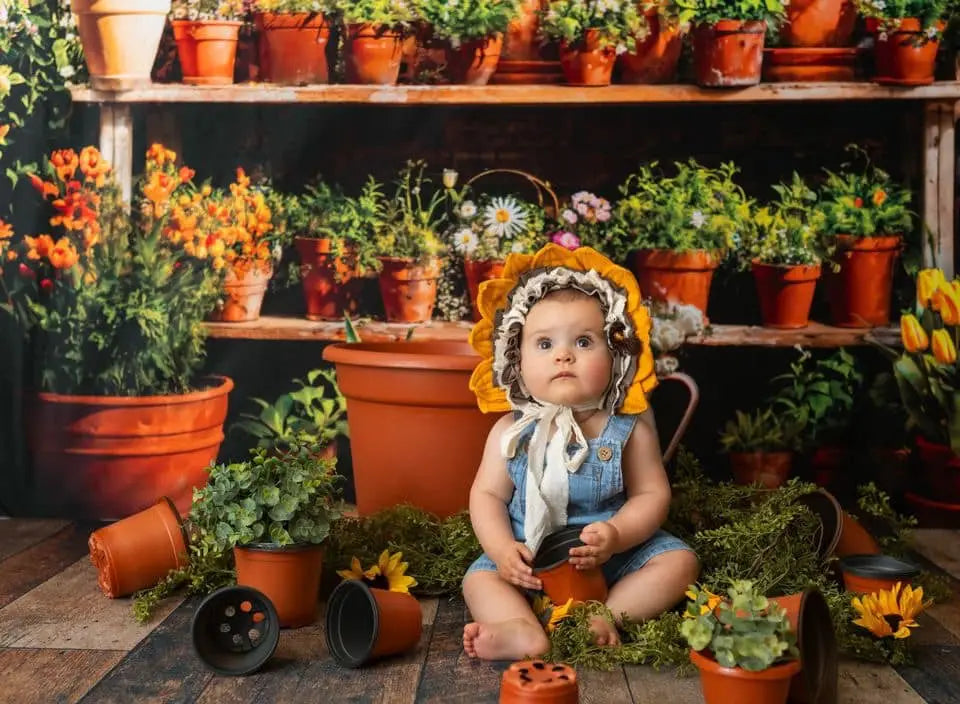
468;243;657;414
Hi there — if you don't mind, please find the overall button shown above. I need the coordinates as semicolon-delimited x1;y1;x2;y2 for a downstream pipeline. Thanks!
596;446;613;462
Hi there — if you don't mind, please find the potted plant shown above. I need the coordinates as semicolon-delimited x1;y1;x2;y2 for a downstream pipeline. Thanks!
719;407;803;488
617;0;688;84
855;0;949;85
336;0;417;84
0;144;230;519
539;0;649;85
681;581;801;704
763;0;857;83
545;188;613;252
816;144;913;328
171;0;248;85
73;0;163;90
252;0;333;85
610;159;750;316
416;0;522;84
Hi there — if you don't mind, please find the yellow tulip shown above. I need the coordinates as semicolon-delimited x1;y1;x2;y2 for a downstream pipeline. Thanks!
933;283;960;325
901;314;929;353
917;269;947;307
932;329;957;364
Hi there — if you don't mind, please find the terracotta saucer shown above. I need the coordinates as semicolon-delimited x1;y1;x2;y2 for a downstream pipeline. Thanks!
763;47;861;82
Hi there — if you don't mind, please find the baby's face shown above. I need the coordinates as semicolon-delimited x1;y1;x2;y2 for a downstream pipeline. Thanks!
519;296;612;408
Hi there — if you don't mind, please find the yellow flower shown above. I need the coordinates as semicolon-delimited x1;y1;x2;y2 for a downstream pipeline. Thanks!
901;314;929;353
851;582;930;640
546;598;575;632
932;329;957;365
917;268;947;307
376;550;418;593
336;556;380;582
932;282;960;325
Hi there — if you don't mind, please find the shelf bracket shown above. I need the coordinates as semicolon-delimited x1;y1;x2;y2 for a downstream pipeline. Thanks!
923;100;956;277
98;104;134;204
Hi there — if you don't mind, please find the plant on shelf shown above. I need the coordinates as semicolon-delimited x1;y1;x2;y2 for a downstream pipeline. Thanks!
741;176;825;270
416;0;522;47
334;0;416;29
854;0;949;37
253;0;331;12
170;0;247;20
719;407;803;455
671;0;787;27
449;192;545;261
376;159;448;263
546;190;614;254
648;300;704;377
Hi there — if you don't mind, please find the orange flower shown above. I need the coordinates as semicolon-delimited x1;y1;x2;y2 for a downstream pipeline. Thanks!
47;237;79;270
6;249;16;262
146;143;171;166
0;219;12;241
78;146;110;187
872;189;887;207
51;149;79;182
0;124;9;142
901;313;929;353
854;197;864;208
28;173;59;198
932;282;960;326
24;235;55;261
143;171;177;214
178;166;195;184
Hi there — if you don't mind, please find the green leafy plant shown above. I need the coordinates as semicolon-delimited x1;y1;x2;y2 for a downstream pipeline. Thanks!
718;407;802;453
738;174;825;268
854;0;949;37
671;0;787;27
539;0;649;51
333;0;417;29
375;159;449;263
416;0;522;44
171;0;247;20
447;191;545;260
680;580;799;671
253;0;331;12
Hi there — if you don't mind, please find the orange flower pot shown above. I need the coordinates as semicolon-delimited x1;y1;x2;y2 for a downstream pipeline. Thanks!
533;527;608;604
768;589;838;704
729;451;793;489
208;263;273;322
376;256;441;323
838;554;920;594
345;23;403;84
617;12;683;84
752;261;821;329
871;18;943;86
762;47;859;82
631;248;720;316
690;648;801;704
172;20;242;85
88;497;189;598
501;0;545;61
25;375;233;520
257;12;330;85
499;660;578;704
445;34;503;85
834;511;881;557
559;29;616;86
234;543;324;628
325;580;422;667
323;341;497;517
464;258;506;322
823;235;901;327
295;237;363;321
915;435;960;503
796;488;843;562
780;0;856;47
693;20;766;87
905;491;960;528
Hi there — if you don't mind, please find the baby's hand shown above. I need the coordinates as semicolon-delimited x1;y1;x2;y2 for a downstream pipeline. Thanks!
569;521;620;570
493;541;542;591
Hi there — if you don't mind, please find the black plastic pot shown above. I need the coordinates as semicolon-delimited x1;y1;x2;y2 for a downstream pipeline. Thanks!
533;526;584;571
838;554;920;593
533;526;608;604
192;585;280;676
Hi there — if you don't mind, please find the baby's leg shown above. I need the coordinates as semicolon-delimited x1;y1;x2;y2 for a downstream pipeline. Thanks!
606;549;700;624
463;571;550;661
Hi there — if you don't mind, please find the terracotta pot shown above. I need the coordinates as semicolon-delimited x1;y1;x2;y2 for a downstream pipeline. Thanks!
234;543;323;628
295;237;362;321
915;435;960;503
208;263;273;322
838;554;919;594
729;451;793;489
690;648;801;704
693;20;766;87
769;590;838;704
257;12;330;85
73;0;171;90
500;660;578;704
445;34;503;85
751;261;821;329
501;0;544;60
172;20;242;85
871;18;943;86
345;23;403;84
559;29;616;86
631;248;720;315
88;497;189;598
323;341;497;517
796;488;843;562
762;47;859;82
25;375;233;520
905;491;960;528
376;256;441;323
617;11;683;84
325;579;422;667
192;585;280;676
834;511;881;557
533;526;608;604
823;235;901;328
463;258;506;322
780;0;856;47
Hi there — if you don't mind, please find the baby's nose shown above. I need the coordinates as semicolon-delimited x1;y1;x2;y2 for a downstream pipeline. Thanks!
555;346;573;362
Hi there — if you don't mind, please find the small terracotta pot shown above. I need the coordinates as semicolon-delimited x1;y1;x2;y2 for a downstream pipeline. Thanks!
209;263;273;322
533;526;608;604
192;585;280;676
768;590;837;704
631;248;720;316
796;488;843;562
838;554;920;594
915;434;960;503
88;497;189;598
690;648;801;704
693;20;766;88
463;258;506;322
780;0;856;47
500;660;578;704
376;256;441;323
729;451;793;489
871;18;943;86
257;12;330;85
501;0;544;61
762;47;859;82
834;511;881;557
295;237;362;321
751;261;821;329
325;579;422;667
445;34;503;85
617;11;683;84
824;235;901;327
172;19;242;85
345;23;403;84
559;29;616;86
234;543;324;628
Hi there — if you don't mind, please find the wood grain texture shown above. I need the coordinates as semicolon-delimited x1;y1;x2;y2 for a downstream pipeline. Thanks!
0;523;93;611
895;645;960;704
0;647;124;704
577;667;635;704
625;664;704;704
0;518;71;561
838;659;927;704
0;558;181;649
912;530;960;581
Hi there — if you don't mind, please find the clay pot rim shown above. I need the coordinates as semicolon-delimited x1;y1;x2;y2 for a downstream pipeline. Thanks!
159;495;191;553
323;340;480;370
914;434;952;452
326;578;380;668
728;449;793;458
235;541;324;553
533;526;585;571
751;260;822;276
697;19;767;33
30;374;233;405
905;491;960;511
829;234;902;251
689;647;801;679
171;18;243;26
796;488;842;562
634;247;723;269
838;553;920;579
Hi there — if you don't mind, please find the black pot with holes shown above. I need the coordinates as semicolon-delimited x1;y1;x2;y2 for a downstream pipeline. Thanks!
192;585;281;676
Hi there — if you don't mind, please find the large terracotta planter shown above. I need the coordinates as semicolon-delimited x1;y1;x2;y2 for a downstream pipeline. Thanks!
73;0;171;90
257;12;330;85
871;18;943;86
631;248;720;315
376;256;441;323
693;20;766;87
295;237;362;321
25;376;233;520
559;29;616;86
729;451;793;489
445;34;503;85
751;261;821;329
690;648;801;704
617;12;683;84
172;20;242;85
234;543;323;628
323;341;497;517
823;234;901;327
780;0;856;47
345;23;403;84
464;258;506;322
768;590;838;704
208;263;273;322
916;435;960;503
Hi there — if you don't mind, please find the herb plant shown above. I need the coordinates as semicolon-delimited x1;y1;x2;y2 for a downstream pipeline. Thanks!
671;0;787;27
334;0;417;29
375;159;449;262
416;0;522;45
539;0;648;52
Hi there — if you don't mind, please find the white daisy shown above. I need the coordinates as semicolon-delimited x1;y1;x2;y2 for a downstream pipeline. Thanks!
690;210;706;228
459;200;477;218
483;196;527;239
453;228;478;254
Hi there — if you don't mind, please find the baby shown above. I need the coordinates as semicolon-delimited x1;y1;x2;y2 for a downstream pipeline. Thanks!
461;245;699;661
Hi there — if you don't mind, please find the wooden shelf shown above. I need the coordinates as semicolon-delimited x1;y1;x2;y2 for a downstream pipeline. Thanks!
204;315;900;347
69;81;960;106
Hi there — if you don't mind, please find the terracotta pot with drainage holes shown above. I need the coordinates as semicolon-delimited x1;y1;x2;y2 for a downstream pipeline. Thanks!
192;585;280;676
533;526;608;604
500;660;578;704
233;543;323;627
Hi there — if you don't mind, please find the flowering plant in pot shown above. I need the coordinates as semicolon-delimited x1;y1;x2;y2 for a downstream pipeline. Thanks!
545;189;613;253
252;0;333;85
539;0;649;85
336;0;417;83
171;0;248;85
616;0;689;84
816;144;914;327
855;0;949;84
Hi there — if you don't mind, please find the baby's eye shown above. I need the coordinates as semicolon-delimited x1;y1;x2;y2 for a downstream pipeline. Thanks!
576;336;592;349
537;338;552;350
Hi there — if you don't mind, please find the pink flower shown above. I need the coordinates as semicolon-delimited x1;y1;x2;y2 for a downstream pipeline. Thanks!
550;231;580;250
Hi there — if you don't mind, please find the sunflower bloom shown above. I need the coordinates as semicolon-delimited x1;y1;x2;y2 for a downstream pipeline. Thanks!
376;550;417;593
336;556;380;582
546;598;575;632
851;582;930;640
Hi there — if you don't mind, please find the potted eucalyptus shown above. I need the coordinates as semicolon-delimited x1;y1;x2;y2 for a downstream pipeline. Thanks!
336;0;417;84
252;0;332;85
170;0;247;85
855;0;949;85
539;0;648;85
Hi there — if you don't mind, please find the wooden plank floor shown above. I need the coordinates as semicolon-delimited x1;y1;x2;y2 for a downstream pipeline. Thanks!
0;519;958;703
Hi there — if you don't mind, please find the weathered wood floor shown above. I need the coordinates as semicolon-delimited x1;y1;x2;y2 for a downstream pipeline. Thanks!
0;520;959;703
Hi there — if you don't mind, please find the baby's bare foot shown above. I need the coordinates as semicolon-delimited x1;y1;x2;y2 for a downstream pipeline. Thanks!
588;615;620;647
461;619;550;660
